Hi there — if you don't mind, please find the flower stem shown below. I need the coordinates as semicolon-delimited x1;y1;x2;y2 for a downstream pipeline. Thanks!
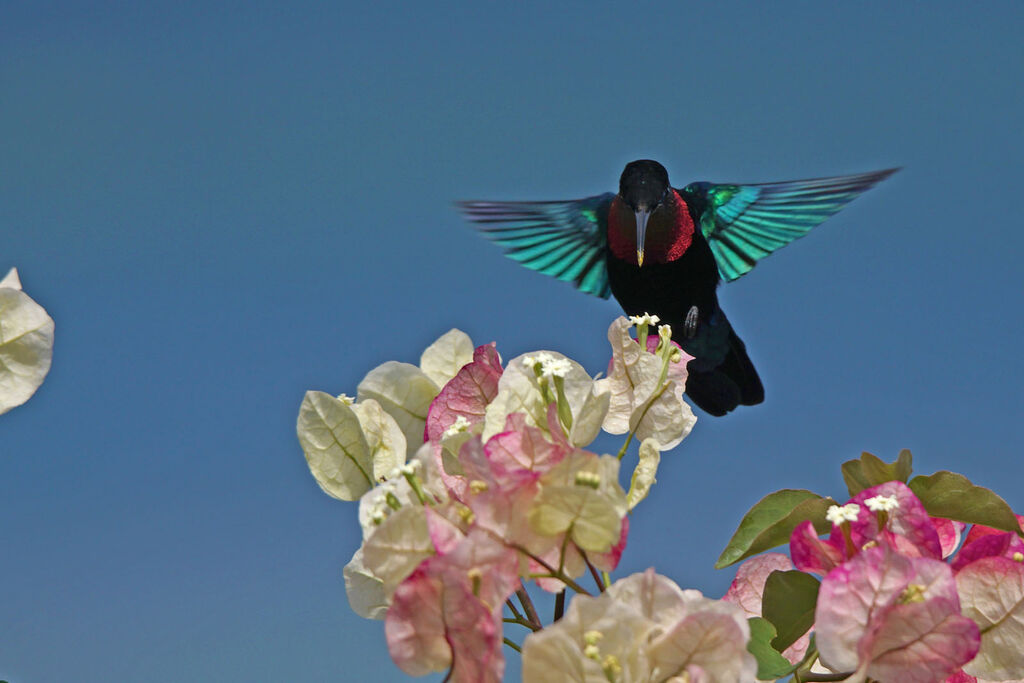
402;471;430;506
582;553;606;592
516;588;542;630
506;598;524;621
553;590;566;622
557;525;572;574
503;616;539;631
616;433;634;460
517;548;592;596
502;637;522;654
553;375;573;434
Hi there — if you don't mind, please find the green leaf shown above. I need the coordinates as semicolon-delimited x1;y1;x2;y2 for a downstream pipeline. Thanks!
909;470;1021;534
746;617;796;680
840;449;913;497
762;570;820;654
715;490;834;569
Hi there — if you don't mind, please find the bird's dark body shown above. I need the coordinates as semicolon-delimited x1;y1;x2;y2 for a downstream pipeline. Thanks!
605;205;764;416
460;160;896;416
605;222;720;357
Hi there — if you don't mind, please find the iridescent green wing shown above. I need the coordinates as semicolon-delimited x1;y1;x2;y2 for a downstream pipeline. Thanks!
457;193;616;298
681;168;898;282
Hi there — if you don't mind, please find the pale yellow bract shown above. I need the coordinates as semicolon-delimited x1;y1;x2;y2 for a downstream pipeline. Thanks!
0;268;54;416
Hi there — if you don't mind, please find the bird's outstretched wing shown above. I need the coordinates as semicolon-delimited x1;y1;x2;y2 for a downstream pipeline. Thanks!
457;194;616;298
681;168;898;282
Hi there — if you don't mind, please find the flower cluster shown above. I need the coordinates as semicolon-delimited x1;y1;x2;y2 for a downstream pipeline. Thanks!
524;569;756;682
300;319;1024;682
720;452;1024;682
297;317;749;681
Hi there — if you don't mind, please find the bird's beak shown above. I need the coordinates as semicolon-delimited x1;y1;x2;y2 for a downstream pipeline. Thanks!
635;207;651;267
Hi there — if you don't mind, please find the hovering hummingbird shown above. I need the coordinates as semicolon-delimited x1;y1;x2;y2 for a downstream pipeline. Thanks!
459;161;897;416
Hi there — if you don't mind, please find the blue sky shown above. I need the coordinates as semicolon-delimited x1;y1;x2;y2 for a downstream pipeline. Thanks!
2;2;1023;681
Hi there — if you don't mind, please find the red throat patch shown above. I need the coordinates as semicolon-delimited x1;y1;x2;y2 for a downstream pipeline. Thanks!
608;190;695;265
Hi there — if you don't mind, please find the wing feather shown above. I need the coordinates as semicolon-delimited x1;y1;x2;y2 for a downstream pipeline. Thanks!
683;168;898;281
457;194;615;298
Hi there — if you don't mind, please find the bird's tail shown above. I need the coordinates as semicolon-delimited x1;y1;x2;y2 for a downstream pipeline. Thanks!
685;327;764;417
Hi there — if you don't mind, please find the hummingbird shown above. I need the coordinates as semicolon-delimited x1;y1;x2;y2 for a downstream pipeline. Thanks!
458;161;897;416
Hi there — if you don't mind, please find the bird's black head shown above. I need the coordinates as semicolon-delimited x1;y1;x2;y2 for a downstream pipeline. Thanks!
619;160;670;211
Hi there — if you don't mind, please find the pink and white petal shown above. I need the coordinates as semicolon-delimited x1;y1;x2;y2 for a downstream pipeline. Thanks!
647;609;757;683
945;672;977;683
957;557;1024;680
424;506;464;556
419;329;475;388
849;481;942;559
722;553;794;618
385;570;451;676
435;527;520;609
933;517;967;559
818;546;978;680
484;415;567;483
952;533;1024;572
424;343;502;444
815;545;916;672
963;514;1024;547
441;585;504;683
361;505;435;597
520;628;591;682
861;597;980;683
521;589;655;682
389;566;504;683
791;520;845;575
605;569;690;629
589;516;629;572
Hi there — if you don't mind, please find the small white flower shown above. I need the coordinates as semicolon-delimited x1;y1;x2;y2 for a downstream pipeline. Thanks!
540;357;573;379
524;352;557;369
443;415;472;438
628;312;660;327
864;494;899;512
826;503;861;525
370;502;388;524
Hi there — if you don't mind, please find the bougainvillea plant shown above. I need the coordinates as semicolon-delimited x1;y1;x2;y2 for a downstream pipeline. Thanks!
298;317;1024;682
